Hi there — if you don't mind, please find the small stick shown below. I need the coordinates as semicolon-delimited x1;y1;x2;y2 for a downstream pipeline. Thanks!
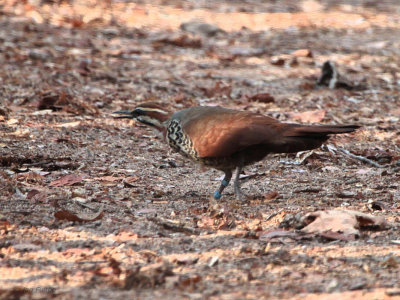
336;147;385;168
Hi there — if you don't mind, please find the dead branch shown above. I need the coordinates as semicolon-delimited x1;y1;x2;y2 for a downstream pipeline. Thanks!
337;147;385;168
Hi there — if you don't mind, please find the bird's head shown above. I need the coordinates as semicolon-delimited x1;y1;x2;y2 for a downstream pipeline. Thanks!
114;102;171;130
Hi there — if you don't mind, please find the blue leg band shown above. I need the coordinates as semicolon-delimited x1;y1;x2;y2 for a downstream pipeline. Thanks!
222;179;229;186
214;191;222;199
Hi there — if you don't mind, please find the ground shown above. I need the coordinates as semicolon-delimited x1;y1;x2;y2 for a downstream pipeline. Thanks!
1;0;400;299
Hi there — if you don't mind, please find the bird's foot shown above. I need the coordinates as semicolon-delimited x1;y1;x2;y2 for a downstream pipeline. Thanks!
235;190;249;202
213;178;231;200
213;191;222;200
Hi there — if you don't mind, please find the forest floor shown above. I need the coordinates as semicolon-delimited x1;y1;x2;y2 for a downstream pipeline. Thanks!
1;0;400;299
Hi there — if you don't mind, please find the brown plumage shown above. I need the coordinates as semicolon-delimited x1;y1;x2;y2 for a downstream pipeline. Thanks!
115;103;359;201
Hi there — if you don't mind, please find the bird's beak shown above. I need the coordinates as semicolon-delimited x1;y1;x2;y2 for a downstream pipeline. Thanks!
113;110;133;119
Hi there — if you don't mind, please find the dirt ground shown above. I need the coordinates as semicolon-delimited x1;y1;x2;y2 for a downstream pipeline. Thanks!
1;0;400;299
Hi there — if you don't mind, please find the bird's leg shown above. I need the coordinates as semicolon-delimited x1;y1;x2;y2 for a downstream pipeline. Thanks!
213;170;232;200
233;165;246;201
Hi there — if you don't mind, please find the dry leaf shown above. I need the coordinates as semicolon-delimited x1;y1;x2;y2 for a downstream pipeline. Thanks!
291;49;313;57
54;121;81;128
96;176;121;182
92;176;123;186
123;176;139;187
259;228;299;241
301;210;389;240
26;189;40;199
264;191;279;201
49;174;83;187
290;109;326;123
154;34;202;48
0;219;11;231
54;209;103;222
247;92;275;103
170;254;199;265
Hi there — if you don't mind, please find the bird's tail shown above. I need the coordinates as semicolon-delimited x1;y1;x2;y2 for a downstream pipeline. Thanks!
276;124;360;153
291;124;360;137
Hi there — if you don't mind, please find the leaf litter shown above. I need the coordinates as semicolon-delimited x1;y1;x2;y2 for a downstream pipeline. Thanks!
1;0;400;299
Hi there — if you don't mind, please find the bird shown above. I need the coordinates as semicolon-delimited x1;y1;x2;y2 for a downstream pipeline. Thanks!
114;103;359;201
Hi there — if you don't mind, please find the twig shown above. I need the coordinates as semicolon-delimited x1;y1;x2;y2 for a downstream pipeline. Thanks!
75;201;104;212
265;208;284;221
336;147;385;168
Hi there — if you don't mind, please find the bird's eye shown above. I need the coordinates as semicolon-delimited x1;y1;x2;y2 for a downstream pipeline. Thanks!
134;108;145;115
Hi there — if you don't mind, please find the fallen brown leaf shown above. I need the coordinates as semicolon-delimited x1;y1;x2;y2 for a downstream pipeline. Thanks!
54;121;81;128
0;219;11;231
264;191;279;201
54;209;103;222
259;228;299;241
49;174;83;187
290;109;326;123
317;230;356;241
172;254;199;265
123;176;139;187
246;92;275;103
301;209;389;240
291;49;313;57
154;33;202;48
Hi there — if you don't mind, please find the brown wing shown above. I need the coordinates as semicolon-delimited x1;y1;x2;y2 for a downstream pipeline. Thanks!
179;106;359;158
182;108;284;158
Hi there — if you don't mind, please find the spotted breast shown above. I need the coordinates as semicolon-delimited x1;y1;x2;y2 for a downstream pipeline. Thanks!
166;119;199;161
